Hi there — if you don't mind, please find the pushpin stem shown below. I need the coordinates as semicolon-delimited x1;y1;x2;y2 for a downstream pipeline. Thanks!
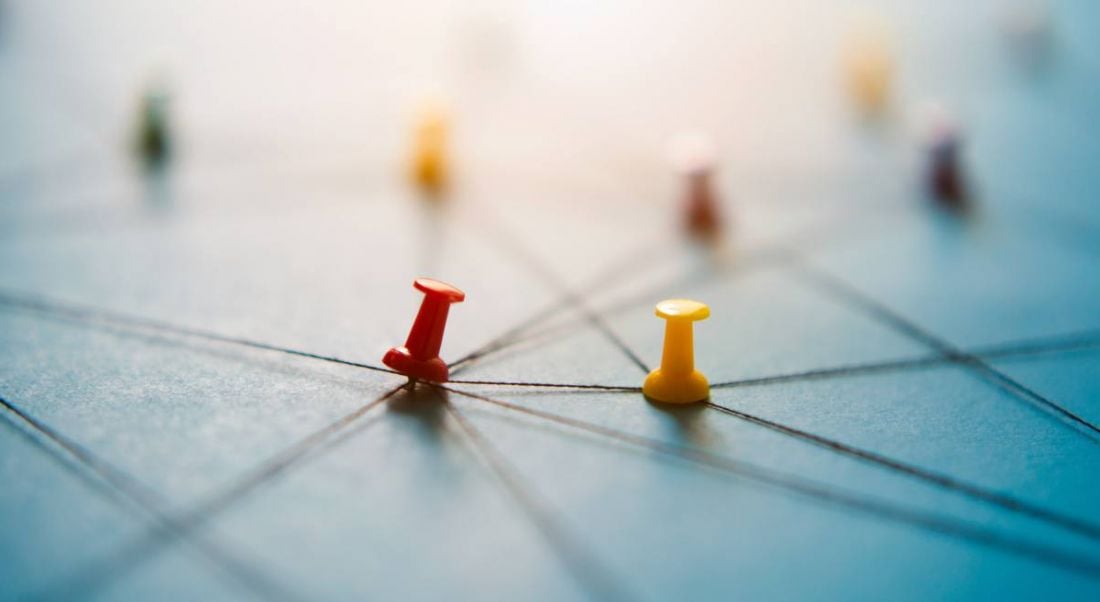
405;294;451;361
660;319;695;375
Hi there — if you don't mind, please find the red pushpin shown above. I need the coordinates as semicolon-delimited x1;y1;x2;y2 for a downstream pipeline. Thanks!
383;278;466;383
685;171;722;241
670;131;723;243
921;103;969;211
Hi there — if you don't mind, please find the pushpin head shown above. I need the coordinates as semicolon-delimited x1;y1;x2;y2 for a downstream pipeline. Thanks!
383;278;465;383
644;299;711;404
413;277;465;301
655;299;710;321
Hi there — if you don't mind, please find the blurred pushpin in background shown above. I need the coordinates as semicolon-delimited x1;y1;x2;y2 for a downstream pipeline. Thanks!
409;104;450;196
842;17;895;114
918;102;970;212
669;131;723;245
134;81;171;169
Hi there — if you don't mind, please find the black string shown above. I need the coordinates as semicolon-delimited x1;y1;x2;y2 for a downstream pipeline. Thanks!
443;386;1100;579
0;406;138;512
448;239;672;376
704;401;1100;541
710;355;946;388
451;329;1100;391
448;303;565;374
7;88;1095;594
6;286;1099;396
441;379;1100;541
707;330;1100;390
0;395;305;602
0;289;397;375
439;392;636;601
12;278;1096;583
34;385;402;601
448;200;887;375
449;243;796;378
449;378;641;391
794;263;1100;442
444;345;1100;541
468;215;653;374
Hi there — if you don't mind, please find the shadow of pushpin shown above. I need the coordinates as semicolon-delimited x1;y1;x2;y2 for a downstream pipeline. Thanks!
648;402;721;448
383;278;465;383
387;383;449;438
643;299;710;404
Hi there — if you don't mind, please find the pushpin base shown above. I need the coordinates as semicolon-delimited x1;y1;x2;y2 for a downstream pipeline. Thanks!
383;347;450;383
642;369;710;404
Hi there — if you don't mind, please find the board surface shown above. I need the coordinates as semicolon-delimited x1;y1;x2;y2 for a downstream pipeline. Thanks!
3;1;1100;600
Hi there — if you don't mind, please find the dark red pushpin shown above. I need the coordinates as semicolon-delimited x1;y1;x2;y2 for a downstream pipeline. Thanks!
685;171;722;242
921;103;970;212
928;134;968;209
383;278;465;383
670;131;723;244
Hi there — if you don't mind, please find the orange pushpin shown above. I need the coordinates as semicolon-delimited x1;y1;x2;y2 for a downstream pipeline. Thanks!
643;299;711;404
383;278;465;382
409;107;449;194
842;18;894;113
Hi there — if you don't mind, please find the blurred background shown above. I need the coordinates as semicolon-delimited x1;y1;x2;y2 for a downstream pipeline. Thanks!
3;0;1097;230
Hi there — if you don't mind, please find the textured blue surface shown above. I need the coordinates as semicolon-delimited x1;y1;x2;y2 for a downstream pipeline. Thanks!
2;1;1099;600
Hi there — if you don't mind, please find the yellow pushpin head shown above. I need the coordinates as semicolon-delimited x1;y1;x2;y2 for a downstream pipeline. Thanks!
655;299;710;320
409;107;449;194
842;19;894;112
643;299;710;404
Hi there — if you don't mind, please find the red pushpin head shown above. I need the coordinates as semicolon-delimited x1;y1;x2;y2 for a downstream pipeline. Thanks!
413;278;465;301
383;278;465;383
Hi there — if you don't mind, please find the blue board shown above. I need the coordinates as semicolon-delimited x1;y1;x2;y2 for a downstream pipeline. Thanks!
2;1;1099;600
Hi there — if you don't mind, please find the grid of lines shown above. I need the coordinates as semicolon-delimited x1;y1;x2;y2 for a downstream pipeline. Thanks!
2;176;1099;600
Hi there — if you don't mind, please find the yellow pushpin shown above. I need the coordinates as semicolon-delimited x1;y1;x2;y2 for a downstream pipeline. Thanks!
409;106;449;194
842;18;894;112
643;299;710;404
